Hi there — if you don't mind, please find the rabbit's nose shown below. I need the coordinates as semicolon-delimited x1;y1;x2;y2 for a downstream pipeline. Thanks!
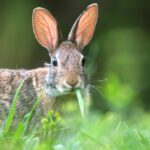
65;75;79;88
66;79;78;87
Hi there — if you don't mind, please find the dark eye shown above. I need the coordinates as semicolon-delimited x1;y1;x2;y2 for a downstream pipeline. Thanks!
82;58;85;66
51;58;58;66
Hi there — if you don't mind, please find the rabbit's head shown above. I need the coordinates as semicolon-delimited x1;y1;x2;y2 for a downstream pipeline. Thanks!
32;4;98;96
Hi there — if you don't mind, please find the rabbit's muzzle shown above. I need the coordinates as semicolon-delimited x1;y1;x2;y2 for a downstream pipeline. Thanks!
63;73;81;90
55;73;84;94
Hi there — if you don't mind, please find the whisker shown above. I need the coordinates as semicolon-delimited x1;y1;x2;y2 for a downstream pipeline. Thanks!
90;78;108;83
89;84;103;97
97;78;108;82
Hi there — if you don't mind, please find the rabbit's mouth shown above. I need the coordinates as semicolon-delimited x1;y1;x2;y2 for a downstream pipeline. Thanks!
45;83;80;97
56;84;84;94
59;87;78;93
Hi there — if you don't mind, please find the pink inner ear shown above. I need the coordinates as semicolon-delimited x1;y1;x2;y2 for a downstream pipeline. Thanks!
33;8;59;51
75;6;98;48
68;4;98;50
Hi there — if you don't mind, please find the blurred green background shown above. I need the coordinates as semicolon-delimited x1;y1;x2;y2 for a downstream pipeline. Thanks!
0;0;150;114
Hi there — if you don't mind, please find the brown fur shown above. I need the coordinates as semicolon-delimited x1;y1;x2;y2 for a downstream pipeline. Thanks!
0;68;50;122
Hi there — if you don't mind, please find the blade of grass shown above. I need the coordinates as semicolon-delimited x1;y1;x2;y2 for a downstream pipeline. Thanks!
80;131;104;147
2;79;25;136
76;89;85;117
22;94;42;134
13;90;44;140
13;121;24;143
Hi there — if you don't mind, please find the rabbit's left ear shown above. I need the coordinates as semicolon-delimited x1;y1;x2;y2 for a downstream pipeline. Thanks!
68;3;98;50
32;8;62;55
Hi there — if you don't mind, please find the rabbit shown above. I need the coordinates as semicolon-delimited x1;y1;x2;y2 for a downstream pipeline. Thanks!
0;3;98;125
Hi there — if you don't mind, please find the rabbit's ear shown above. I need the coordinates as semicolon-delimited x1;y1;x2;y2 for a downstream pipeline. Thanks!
32;8;61;54
68;4;98;50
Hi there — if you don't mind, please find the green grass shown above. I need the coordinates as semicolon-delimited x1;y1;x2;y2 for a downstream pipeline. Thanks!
0;83;150;150
1;111;150;150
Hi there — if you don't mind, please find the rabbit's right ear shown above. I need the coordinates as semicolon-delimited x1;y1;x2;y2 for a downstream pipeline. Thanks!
68;4;98;50
32;8;61;55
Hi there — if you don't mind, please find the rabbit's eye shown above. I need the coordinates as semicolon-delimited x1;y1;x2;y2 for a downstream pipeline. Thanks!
82;58;85;66
52;58;58;66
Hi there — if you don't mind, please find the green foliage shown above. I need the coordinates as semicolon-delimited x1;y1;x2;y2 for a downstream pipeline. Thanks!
103;73;135;111
41;111;65;140
1;109;150;150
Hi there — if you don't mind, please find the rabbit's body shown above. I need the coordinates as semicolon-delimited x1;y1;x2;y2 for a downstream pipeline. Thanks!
0;4;98;125
0;68;50;122
0;42;88;124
